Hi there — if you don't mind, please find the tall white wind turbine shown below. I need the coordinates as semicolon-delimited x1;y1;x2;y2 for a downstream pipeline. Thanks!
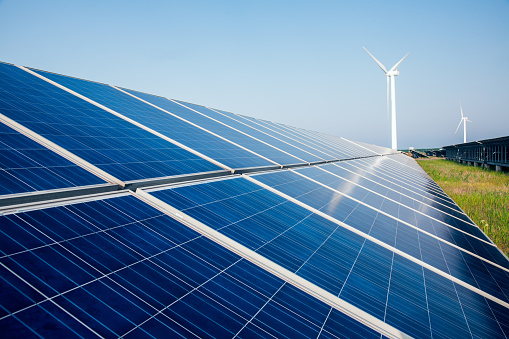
455;103;471;143
364;47;409;150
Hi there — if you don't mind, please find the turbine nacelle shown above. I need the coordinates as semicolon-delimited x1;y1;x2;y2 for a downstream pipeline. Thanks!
386;70;399;77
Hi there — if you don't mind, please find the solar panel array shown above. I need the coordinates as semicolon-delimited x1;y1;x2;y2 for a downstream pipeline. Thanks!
0;60;507;338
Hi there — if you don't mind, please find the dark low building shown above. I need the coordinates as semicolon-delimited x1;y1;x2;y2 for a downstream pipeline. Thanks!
443;136;509;171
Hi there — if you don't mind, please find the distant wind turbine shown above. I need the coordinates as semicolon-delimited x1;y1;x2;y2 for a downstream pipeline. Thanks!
455;103;471;143
364;47;409;150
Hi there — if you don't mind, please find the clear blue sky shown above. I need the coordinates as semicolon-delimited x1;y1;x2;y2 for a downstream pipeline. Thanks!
1;0;508;149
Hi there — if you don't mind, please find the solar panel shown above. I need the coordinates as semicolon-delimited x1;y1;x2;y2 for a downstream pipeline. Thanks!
144;176;508;338
0;193;382;338
0;62;223;182
0;122;105;195
172;99;329;163
29;69;279;170
248;169;509;300
0;61;507;338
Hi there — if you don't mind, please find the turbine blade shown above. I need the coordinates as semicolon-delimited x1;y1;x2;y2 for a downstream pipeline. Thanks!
387;76;390;121
455;119;463;134
460;103;464;118
363;47;388;73
389;52;409;72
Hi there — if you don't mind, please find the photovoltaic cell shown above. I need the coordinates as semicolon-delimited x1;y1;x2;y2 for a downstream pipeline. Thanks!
0;122;105;195
30;69;275;170
0;194;378;338
0;62;222;182
148;176;508;338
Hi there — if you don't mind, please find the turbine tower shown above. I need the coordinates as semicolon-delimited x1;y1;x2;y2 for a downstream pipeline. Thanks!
364;47;409;150
455;103;471;143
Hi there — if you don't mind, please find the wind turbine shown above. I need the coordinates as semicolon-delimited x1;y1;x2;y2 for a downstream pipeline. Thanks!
455;103;471;143
364;47;409;150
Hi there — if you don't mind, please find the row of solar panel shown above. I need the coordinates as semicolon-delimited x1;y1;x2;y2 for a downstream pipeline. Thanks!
1;60;508;338
0;61;394;199
1;167;507;338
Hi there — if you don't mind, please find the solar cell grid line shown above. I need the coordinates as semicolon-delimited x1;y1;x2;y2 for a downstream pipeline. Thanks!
228;113;346;161
26;66;275;172
328;162;475;226
0;192;384;338
170;99;330;164
0;62;224;182
340;158;462;213
143;176;509;338
114;89;308;167
0;120;107;196
317;163;477;230
287;167;505;262
247;169;509;304
240;117;353;161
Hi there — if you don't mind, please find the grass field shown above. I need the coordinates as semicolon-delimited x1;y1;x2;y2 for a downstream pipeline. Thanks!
417;158;509;256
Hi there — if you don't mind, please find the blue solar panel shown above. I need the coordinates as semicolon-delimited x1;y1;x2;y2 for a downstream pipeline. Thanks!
1;60;508;338
0;194;381;338
210;110;336;162
30;69;275;170
356;156;455;201
331;160;471;222
115;94;316;165
176;100;337;162
148;176;508;338
250;169;509;302
295;165;490;242
255;119;364;159
255;119;378;158
0;122;105;195
0;62;222;182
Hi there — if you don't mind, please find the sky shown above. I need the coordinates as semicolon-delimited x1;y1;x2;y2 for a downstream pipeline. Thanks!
0;0;508;149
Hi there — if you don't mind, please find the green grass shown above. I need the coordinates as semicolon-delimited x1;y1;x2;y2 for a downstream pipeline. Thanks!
417;158;509;256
